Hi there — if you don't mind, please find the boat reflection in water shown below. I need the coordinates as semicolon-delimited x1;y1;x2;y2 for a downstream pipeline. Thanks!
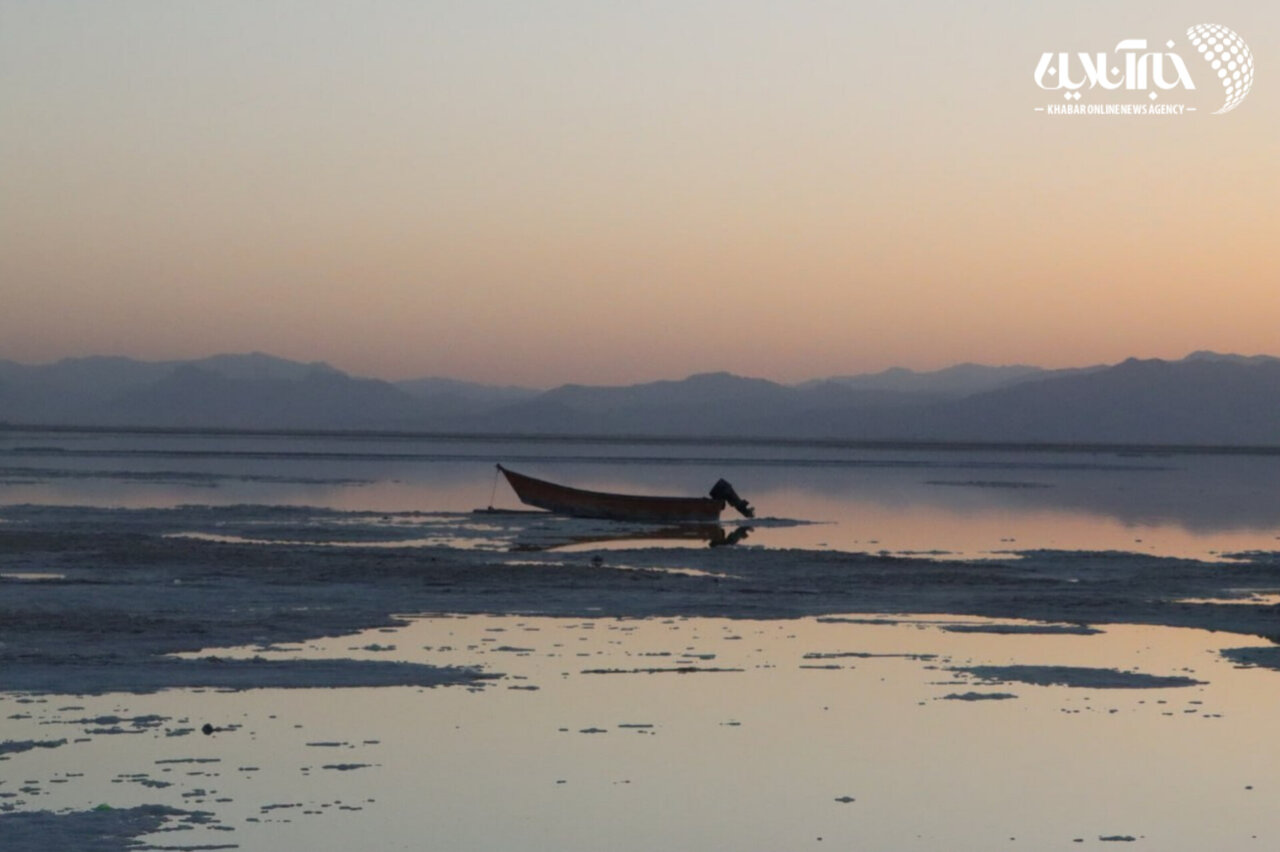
505;522;754;553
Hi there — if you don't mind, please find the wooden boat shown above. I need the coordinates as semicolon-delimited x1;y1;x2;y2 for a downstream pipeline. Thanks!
496;464;754;523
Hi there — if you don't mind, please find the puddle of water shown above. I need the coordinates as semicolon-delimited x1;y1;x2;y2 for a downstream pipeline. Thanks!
4;614;1280;850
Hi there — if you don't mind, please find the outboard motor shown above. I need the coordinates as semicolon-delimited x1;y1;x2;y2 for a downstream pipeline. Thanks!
709;479;754;518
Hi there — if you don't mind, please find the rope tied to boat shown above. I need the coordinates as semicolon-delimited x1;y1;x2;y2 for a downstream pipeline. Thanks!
488;464;501;510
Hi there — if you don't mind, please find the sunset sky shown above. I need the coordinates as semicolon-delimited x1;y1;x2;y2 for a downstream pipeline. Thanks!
2;1;1277;387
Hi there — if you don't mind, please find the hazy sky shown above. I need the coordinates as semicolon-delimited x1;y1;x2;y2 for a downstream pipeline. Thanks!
2;1;1277;386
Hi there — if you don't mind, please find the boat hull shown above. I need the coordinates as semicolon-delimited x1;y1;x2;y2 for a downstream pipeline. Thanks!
498;465;724;522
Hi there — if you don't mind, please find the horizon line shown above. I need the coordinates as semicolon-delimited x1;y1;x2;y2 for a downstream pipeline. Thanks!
2;348;1275;390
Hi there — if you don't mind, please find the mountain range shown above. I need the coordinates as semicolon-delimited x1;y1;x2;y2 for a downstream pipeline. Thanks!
1;350;1278;445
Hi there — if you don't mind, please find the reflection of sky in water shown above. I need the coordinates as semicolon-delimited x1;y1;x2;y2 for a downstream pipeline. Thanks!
3;431;1280;558
5;614;1280;851
7;433;1280;847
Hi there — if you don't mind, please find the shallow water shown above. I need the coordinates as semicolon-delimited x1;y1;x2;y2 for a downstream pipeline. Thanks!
3;429;1280;559
4;613;1280;851
7;431;1280;848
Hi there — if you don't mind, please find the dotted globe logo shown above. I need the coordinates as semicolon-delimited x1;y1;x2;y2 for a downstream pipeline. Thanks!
1187;23;1254;114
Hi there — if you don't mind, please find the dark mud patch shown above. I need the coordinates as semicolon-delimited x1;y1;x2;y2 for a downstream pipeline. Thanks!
941;691;1019;701
941;623;1102;635
1;657;493;696
804;651;939;660
580;666;744;675
955;665;1205;689
0;805;217;852
1220;645;1280;672
0;738;68;756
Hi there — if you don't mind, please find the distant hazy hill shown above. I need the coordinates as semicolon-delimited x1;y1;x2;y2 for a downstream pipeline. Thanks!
471;372;947;436
394;376;540;417
465;354;1280;444
0;355;178;421
0;353;518;430
2;351;1279;445
800;362;1051;396
99;365;426;429
803;361;1118;398
916;356;1280;444
476;372;800;435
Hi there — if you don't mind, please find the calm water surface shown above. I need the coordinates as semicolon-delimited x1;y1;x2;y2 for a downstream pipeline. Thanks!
5;430;1280;850
3;429;1280;558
